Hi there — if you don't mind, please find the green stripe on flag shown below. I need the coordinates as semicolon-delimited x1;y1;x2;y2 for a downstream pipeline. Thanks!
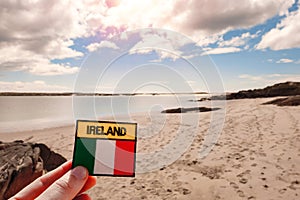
73;138;96;174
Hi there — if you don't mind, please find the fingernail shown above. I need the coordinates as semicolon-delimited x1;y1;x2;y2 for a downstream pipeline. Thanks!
71;166;87;180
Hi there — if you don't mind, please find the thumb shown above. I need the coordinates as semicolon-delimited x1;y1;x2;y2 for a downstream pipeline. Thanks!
37;166;89;200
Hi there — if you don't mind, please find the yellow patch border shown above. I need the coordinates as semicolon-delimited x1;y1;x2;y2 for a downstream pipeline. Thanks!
76;120;137;140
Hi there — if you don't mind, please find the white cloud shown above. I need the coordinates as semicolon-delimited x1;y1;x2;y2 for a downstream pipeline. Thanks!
86;40;119;52
239;74;263;81
276;58;294;63
257;2;300;50
219;36;246;47
202;47;242;55
130;30;191;52
0;81;71;92
0;1;87;57
0;0;297;76
204;31;260;55
267;74;282;77
91;0;294;45
25;62;79;76
131;48;181;62
149;51;181;63
129;48;154;55
158;51;181;61
0;40;82;75
0;0;93;75
0;45;79;75
42;39;84;60
128;29;189;61
218;32;259;47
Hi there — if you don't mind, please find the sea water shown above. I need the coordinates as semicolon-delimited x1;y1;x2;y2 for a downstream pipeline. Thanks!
0;94;209;133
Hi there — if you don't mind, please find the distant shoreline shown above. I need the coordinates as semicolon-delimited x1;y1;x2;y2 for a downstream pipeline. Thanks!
197;81;300;102
0;92;208;96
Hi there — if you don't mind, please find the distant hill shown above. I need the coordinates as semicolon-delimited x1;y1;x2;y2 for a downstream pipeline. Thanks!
200;82;300;101
226;81;300;99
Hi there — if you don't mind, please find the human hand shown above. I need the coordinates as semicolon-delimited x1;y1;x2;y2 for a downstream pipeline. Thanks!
10;160;97;200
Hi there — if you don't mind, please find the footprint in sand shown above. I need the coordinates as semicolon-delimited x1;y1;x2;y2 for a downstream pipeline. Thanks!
232;164;242;169
279;188;287;194
239;178;248;184
230;182;239;189
237;190;245;197
174;187;191;195
251;163;257;167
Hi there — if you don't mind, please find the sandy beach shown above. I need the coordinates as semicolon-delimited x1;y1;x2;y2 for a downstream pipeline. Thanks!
1;98;300;199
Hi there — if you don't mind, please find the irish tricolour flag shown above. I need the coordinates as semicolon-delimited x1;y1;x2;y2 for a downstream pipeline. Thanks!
73;120;137;177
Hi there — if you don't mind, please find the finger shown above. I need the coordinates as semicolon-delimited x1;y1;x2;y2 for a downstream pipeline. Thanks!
11;160;72;200
79;176;97;194
74;193;92;200
36;166;88;200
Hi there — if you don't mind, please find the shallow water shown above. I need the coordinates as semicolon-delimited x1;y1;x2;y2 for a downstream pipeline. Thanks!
0;94;209;133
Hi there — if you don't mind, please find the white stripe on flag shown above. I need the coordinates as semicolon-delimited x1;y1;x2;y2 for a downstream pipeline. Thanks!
93;140;116;175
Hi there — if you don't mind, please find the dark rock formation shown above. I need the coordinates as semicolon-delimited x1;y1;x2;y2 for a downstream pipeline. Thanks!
161;107;220;113
0;141;66;200
198;82;300;101
34;143;67;171
262;96;300;106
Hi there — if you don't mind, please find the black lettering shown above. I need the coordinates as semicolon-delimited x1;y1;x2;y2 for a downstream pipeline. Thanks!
86;125;90;134
120;127;126;136
107;126;114;136
87;125;96;134
90;126;95;134
96;126;105;135
114;127;121;136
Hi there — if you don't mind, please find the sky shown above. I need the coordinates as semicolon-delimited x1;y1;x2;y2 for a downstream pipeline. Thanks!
0;0;300;93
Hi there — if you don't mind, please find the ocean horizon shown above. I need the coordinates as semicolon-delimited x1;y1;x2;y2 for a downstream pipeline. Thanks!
0;94;210;133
